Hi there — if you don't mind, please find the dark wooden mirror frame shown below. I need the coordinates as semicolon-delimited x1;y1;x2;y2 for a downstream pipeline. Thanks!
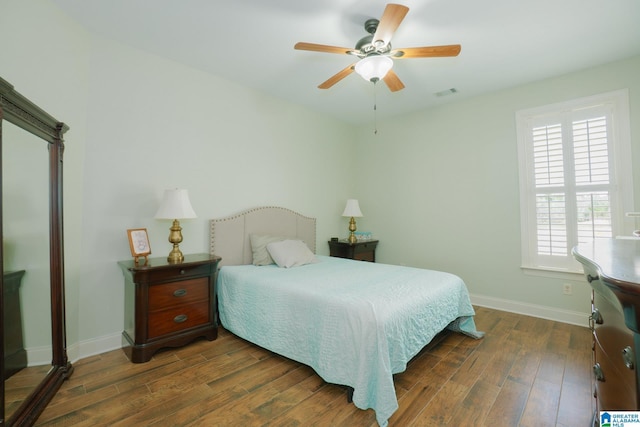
0;77;73;425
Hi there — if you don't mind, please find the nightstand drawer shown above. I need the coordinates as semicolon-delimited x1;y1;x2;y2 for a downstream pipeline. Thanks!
353;242;376;253
594;336;635;409
148;277;208;311
353;251;374;262
148;301;210;339
146;263;212;283
328;239;378;263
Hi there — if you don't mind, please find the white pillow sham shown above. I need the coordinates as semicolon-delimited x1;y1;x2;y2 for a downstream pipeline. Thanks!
266;239;316;268
249;234;285;266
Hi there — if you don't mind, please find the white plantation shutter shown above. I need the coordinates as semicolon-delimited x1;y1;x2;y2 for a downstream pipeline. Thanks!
533;124;564;188
535;193;567;256
573;117;609;185
532;123;567;257
517;90;633;273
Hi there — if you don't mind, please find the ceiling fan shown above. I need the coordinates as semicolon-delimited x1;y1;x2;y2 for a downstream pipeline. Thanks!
294;3;461;92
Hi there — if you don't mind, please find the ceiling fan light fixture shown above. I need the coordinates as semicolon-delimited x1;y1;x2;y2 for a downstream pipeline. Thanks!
354;55;393;83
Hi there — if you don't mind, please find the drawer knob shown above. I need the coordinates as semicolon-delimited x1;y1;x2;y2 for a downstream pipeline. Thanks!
587;274;599;283
593;363;605;382
173;289;187;297
623;346;635;370
174;314;188;323
589;308;603;328
179;269;186;275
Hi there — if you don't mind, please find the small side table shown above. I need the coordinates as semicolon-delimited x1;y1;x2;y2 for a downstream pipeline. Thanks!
118;253;221;363
328;239;378;262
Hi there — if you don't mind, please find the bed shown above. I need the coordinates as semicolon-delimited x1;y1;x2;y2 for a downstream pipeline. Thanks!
210;206;482;426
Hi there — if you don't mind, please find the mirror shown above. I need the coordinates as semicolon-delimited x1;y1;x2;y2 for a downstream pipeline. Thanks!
3;122;53;419
0;77;72;425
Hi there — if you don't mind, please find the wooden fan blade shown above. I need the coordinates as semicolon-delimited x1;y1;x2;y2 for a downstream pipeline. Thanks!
391;44;461;59
373;4;409;47
382;69;405;92
318;64;356;89
294;42;354;55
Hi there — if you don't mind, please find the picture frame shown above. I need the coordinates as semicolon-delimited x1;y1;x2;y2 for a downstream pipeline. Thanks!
127;228;151;264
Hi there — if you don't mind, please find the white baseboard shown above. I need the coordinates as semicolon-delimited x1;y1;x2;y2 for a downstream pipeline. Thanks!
25;344;52;367
470;293;590;328
66;332;123;363
25;332;121;366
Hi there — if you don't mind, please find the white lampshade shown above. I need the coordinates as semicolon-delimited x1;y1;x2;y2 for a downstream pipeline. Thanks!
354;55;393;82
154;189;197;219
342;199;363;218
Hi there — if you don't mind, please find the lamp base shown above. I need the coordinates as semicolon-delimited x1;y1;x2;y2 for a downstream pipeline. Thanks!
167;219;185;264
347;216;358;244
167;245;184;264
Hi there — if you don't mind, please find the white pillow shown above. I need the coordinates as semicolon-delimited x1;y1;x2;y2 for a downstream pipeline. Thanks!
266;239;316;268
249;234;285;266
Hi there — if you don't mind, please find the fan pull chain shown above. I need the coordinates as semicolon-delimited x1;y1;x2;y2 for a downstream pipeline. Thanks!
373;81;378;135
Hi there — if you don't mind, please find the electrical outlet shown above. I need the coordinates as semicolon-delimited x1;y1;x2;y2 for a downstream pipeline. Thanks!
563;283;573;295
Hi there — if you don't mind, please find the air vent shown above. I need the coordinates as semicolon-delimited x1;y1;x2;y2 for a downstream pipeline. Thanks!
435;88;458;97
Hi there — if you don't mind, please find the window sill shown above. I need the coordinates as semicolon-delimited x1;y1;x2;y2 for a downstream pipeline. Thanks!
521;266;585;281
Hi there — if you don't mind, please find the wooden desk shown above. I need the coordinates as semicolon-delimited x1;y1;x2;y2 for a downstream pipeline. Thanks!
572;238;640;417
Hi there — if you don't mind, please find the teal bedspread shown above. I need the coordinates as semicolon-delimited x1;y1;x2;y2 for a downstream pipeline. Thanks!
218;256;482;426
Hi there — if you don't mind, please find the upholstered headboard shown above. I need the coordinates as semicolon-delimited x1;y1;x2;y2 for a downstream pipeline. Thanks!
210;206;316;266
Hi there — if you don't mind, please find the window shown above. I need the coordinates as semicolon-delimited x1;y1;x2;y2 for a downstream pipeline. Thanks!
516;90;634;274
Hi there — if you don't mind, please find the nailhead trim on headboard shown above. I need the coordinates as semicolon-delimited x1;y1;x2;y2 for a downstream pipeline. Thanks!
210;206;317;266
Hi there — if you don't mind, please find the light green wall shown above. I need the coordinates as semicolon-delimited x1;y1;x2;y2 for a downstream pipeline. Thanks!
1;0;90;362
354;55;640;319
1;1;638;359
77;36;355;346
2;1;355;358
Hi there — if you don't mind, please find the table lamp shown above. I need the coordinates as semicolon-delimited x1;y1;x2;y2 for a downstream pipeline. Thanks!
342;199;363;244
155;189;197;263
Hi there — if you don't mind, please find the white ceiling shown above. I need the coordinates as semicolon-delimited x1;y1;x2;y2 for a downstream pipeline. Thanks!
51;0;640;124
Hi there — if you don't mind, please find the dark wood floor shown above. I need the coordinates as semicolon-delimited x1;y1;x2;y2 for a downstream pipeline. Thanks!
29;306;593;426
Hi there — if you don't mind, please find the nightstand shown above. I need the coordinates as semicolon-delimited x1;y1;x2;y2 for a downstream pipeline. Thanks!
328;239;378;262
4;270;26;379
118;253;221;363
